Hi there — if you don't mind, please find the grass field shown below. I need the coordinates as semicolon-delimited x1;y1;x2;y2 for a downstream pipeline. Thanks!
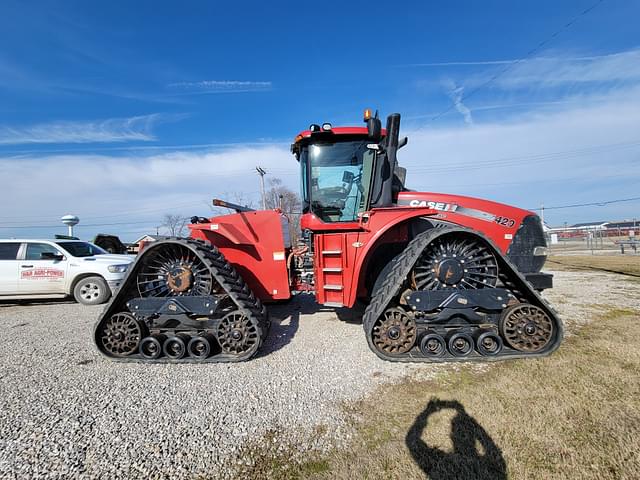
266;307;640;480
547;255;640;276
238;256;640;480
236;258;640;480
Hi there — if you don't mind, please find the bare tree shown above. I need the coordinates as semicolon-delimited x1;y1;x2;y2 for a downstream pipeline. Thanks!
265;178;302;243
161;213;188;237
204;179;302;243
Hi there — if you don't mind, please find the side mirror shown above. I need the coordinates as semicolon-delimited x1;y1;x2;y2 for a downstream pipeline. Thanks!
342;171;354;183
366;117;382;142
41;252;64;261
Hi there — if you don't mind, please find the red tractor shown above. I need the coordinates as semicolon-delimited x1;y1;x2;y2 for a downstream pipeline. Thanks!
95;111;562;363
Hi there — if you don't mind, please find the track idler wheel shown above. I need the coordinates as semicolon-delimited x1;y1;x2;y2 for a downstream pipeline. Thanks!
163;334;190;359
447;332;474;357
372;308;417;355
139;334;166;360
475;330;503;356
419;332;446;357
187;335;215;360
217;311;259;355
500;304;554;353
99;313;145;357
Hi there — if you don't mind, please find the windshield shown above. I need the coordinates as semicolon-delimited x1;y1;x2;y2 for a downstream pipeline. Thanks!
56;241;107;257
300;140;374;222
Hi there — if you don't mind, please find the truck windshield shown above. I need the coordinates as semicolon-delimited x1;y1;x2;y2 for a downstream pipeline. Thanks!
56;241;107;257
300;140;374;222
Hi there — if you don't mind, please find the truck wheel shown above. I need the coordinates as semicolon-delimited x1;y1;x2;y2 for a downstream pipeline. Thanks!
74;276;110;305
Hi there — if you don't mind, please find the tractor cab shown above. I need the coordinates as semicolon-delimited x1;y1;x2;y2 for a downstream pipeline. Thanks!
292;111;406;225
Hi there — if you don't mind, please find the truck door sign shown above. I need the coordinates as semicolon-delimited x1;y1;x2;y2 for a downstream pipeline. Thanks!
408;200;459;212
21;268;64;279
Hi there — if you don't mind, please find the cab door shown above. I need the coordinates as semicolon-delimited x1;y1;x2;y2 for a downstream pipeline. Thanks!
18;242;68;294
0;242;21;295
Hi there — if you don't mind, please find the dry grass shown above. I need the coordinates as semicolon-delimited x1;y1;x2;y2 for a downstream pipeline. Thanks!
547;255;640;276
263;307;640;480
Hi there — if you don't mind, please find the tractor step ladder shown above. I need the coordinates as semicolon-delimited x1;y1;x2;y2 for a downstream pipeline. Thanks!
319;235;347;307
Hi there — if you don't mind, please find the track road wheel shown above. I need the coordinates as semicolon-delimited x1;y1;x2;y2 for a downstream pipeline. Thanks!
217;311;259;355
500;304;554;353
475;330;503;356
372;308;417;355
187;335;214;360
447;332;474;357
163;334;190;359
139;335;166;360
99;313;144;357
419;333;446;357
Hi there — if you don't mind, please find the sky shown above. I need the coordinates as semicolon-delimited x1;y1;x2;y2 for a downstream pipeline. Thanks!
0;0;639;241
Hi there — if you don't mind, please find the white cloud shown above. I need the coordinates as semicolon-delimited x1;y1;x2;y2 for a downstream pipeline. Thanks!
166;80;272;94
444;80;473;124
0;144;296;240
0;114;163;145
399;84;640;225
1;83;640;240
481;49;640;90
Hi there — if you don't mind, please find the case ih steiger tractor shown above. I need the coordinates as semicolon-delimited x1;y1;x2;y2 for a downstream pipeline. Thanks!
95;111;563;363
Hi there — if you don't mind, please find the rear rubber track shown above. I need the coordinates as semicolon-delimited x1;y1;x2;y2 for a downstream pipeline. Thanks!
93;237;269;363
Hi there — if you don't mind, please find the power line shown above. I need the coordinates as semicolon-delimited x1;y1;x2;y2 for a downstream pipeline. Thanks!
529;196;640;211
410;170;640;191
428;0;605;123
404;140;640;174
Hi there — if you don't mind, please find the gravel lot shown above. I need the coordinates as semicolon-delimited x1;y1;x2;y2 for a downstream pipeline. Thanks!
0;269;638;479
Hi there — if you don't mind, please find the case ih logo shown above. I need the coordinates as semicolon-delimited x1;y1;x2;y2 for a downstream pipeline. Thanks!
408;200;459;212
21;268;64;279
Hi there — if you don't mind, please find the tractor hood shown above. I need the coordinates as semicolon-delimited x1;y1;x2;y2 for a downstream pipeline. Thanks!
80;254;135;263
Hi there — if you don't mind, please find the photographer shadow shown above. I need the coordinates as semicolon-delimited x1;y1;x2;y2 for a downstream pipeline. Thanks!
406;399;506;480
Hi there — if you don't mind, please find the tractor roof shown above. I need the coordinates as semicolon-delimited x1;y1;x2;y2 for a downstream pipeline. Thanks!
292;126;387;153
293;126;389;141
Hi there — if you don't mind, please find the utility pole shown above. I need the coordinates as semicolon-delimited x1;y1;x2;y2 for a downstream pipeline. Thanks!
256;166;267;210
540;202;544;224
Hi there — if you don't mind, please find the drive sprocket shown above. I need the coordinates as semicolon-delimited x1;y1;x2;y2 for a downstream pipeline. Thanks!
136;243;214;297
411;235;498;290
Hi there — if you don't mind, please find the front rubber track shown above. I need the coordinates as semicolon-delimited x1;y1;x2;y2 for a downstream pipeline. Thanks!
363;227;564;363
93;237;269;363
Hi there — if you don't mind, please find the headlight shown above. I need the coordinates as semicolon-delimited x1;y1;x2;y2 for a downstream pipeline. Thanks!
108;264;130;273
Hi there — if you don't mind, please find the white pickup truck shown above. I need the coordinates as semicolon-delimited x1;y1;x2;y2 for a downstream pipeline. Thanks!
0;239;134;305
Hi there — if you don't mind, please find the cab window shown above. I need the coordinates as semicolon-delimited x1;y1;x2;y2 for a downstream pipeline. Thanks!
301;140;374;223
25;243;63;260
0;243;20;260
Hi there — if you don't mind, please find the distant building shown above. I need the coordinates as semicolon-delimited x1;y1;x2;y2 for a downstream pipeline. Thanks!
547;219;638;237
131;234;160;253
547;221;607;233
134;234;158;245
